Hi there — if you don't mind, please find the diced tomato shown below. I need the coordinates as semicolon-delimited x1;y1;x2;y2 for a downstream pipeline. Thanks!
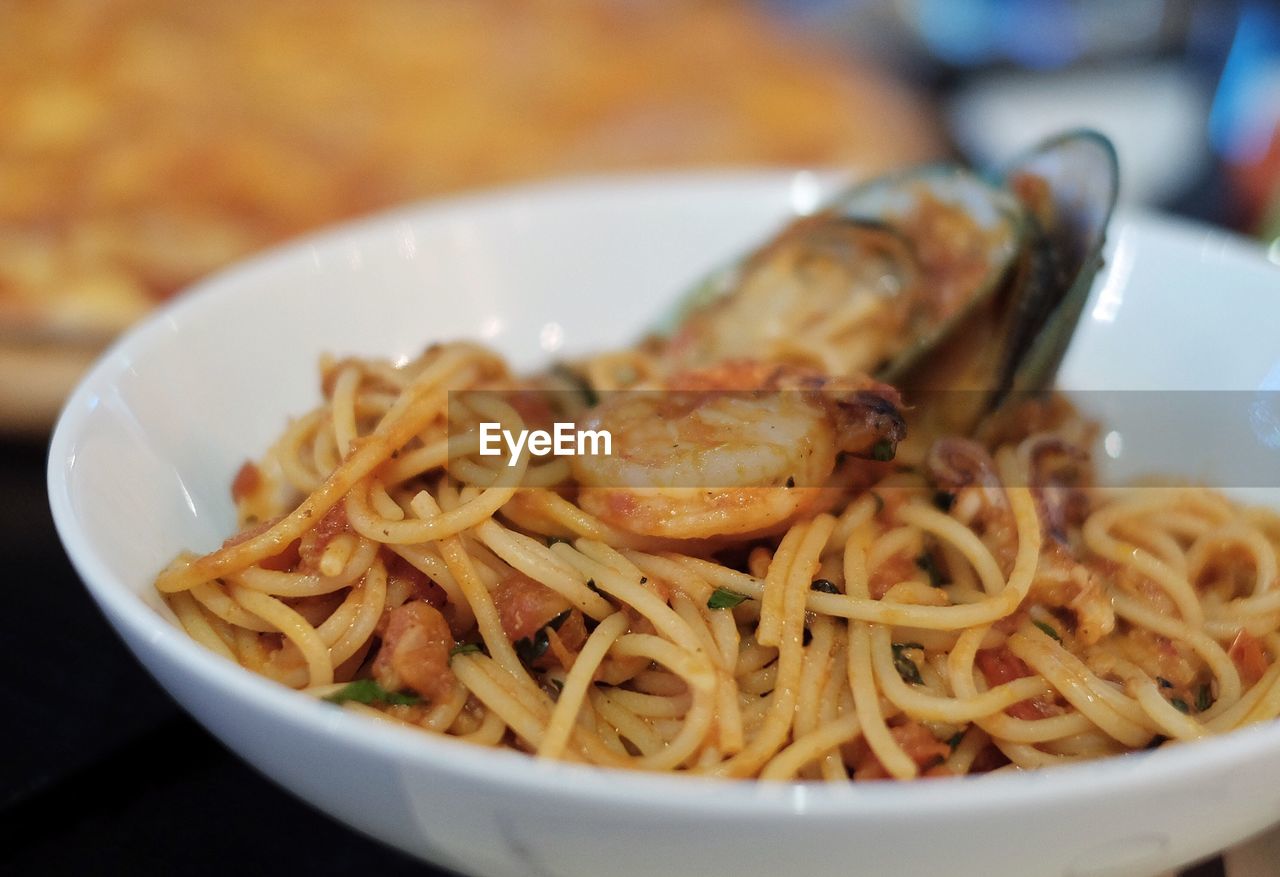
976;647;1033;686
383;552;447;607
1229;629;1270;686
976;647;1056;720
492;572;571;643
892;721;951;767
505;389;556;432
854;720;951;778
231;461;261;503
968;742;1012;774
544;610;588;670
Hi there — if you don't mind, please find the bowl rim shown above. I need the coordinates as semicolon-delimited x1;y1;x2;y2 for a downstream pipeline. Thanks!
47;169;1280;818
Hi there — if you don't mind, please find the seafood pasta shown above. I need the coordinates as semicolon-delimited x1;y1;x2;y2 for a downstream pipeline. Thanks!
156;340;1280;781
155;139;1280;781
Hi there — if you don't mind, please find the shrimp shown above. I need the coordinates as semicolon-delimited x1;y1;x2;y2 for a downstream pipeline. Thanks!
570;360;904;539
372;601;455;702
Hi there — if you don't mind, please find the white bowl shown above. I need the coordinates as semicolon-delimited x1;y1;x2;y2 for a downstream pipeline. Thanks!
49;172;1280;877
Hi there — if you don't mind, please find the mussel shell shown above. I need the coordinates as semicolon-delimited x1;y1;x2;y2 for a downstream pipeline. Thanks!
652;130;1118;444
887;130;1119;440
837;165;1026;382
1000;129;1120;398
659;166;1025;382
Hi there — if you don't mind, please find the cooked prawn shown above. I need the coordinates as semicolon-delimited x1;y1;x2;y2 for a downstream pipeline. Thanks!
372;601;455;702
570;361;904;539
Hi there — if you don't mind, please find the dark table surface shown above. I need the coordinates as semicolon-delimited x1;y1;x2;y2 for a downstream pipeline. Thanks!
0;438;444;875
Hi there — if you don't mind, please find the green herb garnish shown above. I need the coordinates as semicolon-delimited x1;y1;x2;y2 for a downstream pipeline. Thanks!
947;731;965;749
1170;697;1190;714
325;679;421;707
810;578;840;594
514;609;571;666
450;642;483;658
871;439;896;462
550;363;600;407
915;552;945;588
1033;620;1062;643
707;587;749;610
1196;683;1214;712
891;643;924;685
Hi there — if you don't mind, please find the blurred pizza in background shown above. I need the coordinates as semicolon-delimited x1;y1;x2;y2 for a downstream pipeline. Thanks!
0;0;939;432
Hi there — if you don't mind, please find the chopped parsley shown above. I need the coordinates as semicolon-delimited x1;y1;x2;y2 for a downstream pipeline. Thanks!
891;642;924;685
810;578;840;594
550;363;600;407
1033;620;1063;643
871;439;896;462
707;587;749;610
915;552;945;588
449;642;483;658
514;609;571;666
324;679;421;707
1196;683;1215;713
1170;697;1190;714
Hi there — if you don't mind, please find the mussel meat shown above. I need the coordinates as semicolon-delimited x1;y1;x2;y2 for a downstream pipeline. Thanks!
662;167;1026;383
654;130;1120;438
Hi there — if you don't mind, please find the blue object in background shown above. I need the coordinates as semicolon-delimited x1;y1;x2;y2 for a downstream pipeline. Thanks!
1209;1;1280;164
903;0;1172;69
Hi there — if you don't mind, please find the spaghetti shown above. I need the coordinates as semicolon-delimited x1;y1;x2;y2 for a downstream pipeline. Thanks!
156;341;1280;781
